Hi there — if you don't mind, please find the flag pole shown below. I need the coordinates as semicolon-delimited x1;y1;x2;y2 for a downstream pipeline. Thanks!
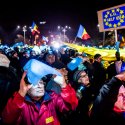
114;29;118;42
74;37;77;43
103;31;105;46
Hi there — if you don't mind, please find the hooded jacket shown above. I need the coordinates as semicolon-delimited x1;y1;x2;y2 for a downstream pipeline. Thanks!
90;77;125;125
2;84;78;125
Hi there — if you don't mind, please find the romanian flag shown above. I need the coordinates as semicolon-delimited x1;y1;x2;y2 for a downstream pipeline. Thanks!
31;21;40;35
76;24;90;40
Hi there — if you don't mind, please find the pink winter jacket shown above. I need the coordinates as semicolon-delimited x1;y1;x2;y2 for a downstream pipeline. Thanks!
2;84;78;125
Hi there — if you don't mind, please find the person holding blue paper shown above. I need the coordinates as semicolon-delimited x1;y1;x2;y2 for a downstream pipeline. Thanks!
2;59;78;125
67;69;96;125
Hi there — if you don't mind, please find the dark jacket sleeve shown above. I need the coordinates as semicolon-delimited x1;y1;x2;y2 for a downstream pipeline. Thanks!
91;76;123;118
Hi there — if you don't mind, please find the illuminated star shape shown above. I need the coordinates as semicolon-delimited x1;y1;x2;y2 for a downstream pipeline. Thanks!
108;24;112;27
120;19;124;23
113;24;117;28
112;9;115;13
105;14;108;18
117;8;120;12
120;10;124;14
122;15;125;19
105;22;108;26
104;19;106;22
106;11;110;15
118;22;121;26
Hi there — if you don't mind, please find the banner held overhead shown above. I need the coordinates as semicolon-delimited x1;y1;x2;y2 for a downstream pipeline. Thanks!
97;4;125;32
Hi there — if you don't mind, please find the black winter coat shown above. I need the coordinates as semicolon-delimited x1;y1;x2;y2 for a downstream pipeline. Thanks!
90;77;125;125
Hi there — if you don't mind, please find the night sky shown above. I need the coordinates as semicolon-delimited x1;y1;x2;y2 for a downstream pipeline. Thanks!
0;0;124;41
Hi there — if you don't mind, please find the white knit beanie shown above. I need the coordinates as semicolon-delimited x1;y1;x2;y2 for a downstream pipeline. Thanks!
0;54;10;67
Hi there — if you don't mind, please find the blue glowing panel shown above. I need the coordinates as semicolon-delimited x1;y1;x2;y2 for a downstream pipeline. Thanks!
67;57;83;71
103;6;125;29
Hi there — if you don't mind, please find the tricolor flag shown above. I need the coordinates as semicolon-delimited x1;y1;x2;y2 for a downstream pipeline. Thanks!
76;24;90;40
31;21;40;35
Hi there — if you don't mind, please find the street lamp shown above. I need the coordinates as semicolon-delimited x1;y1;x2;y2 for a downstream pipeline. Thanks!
23;26;27;43
62;28;66;41
17;25;20;29
57;25;71;42
97;24;105;45
40;21;46;24
97;24;100;27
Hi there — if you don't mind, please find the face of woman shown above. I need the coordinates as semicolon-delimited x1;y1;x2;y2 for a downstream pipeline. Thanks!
28;80;45;100
78;71;90;87
46;55;55;64
114;85;125;110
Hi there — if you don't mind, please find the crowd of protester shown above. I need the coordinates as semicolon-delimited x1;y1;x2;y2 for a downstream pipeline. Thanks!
0;42;125;125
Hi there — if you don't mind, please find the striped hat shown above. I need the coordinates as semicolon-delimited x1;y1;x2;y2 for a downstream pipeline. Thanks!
73;70;85;82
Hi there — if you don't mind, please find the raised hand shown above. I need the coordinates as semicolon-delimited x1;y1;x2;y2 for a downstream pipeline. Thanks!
18;71;33;97
54;68;68;88
115;71;125;82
